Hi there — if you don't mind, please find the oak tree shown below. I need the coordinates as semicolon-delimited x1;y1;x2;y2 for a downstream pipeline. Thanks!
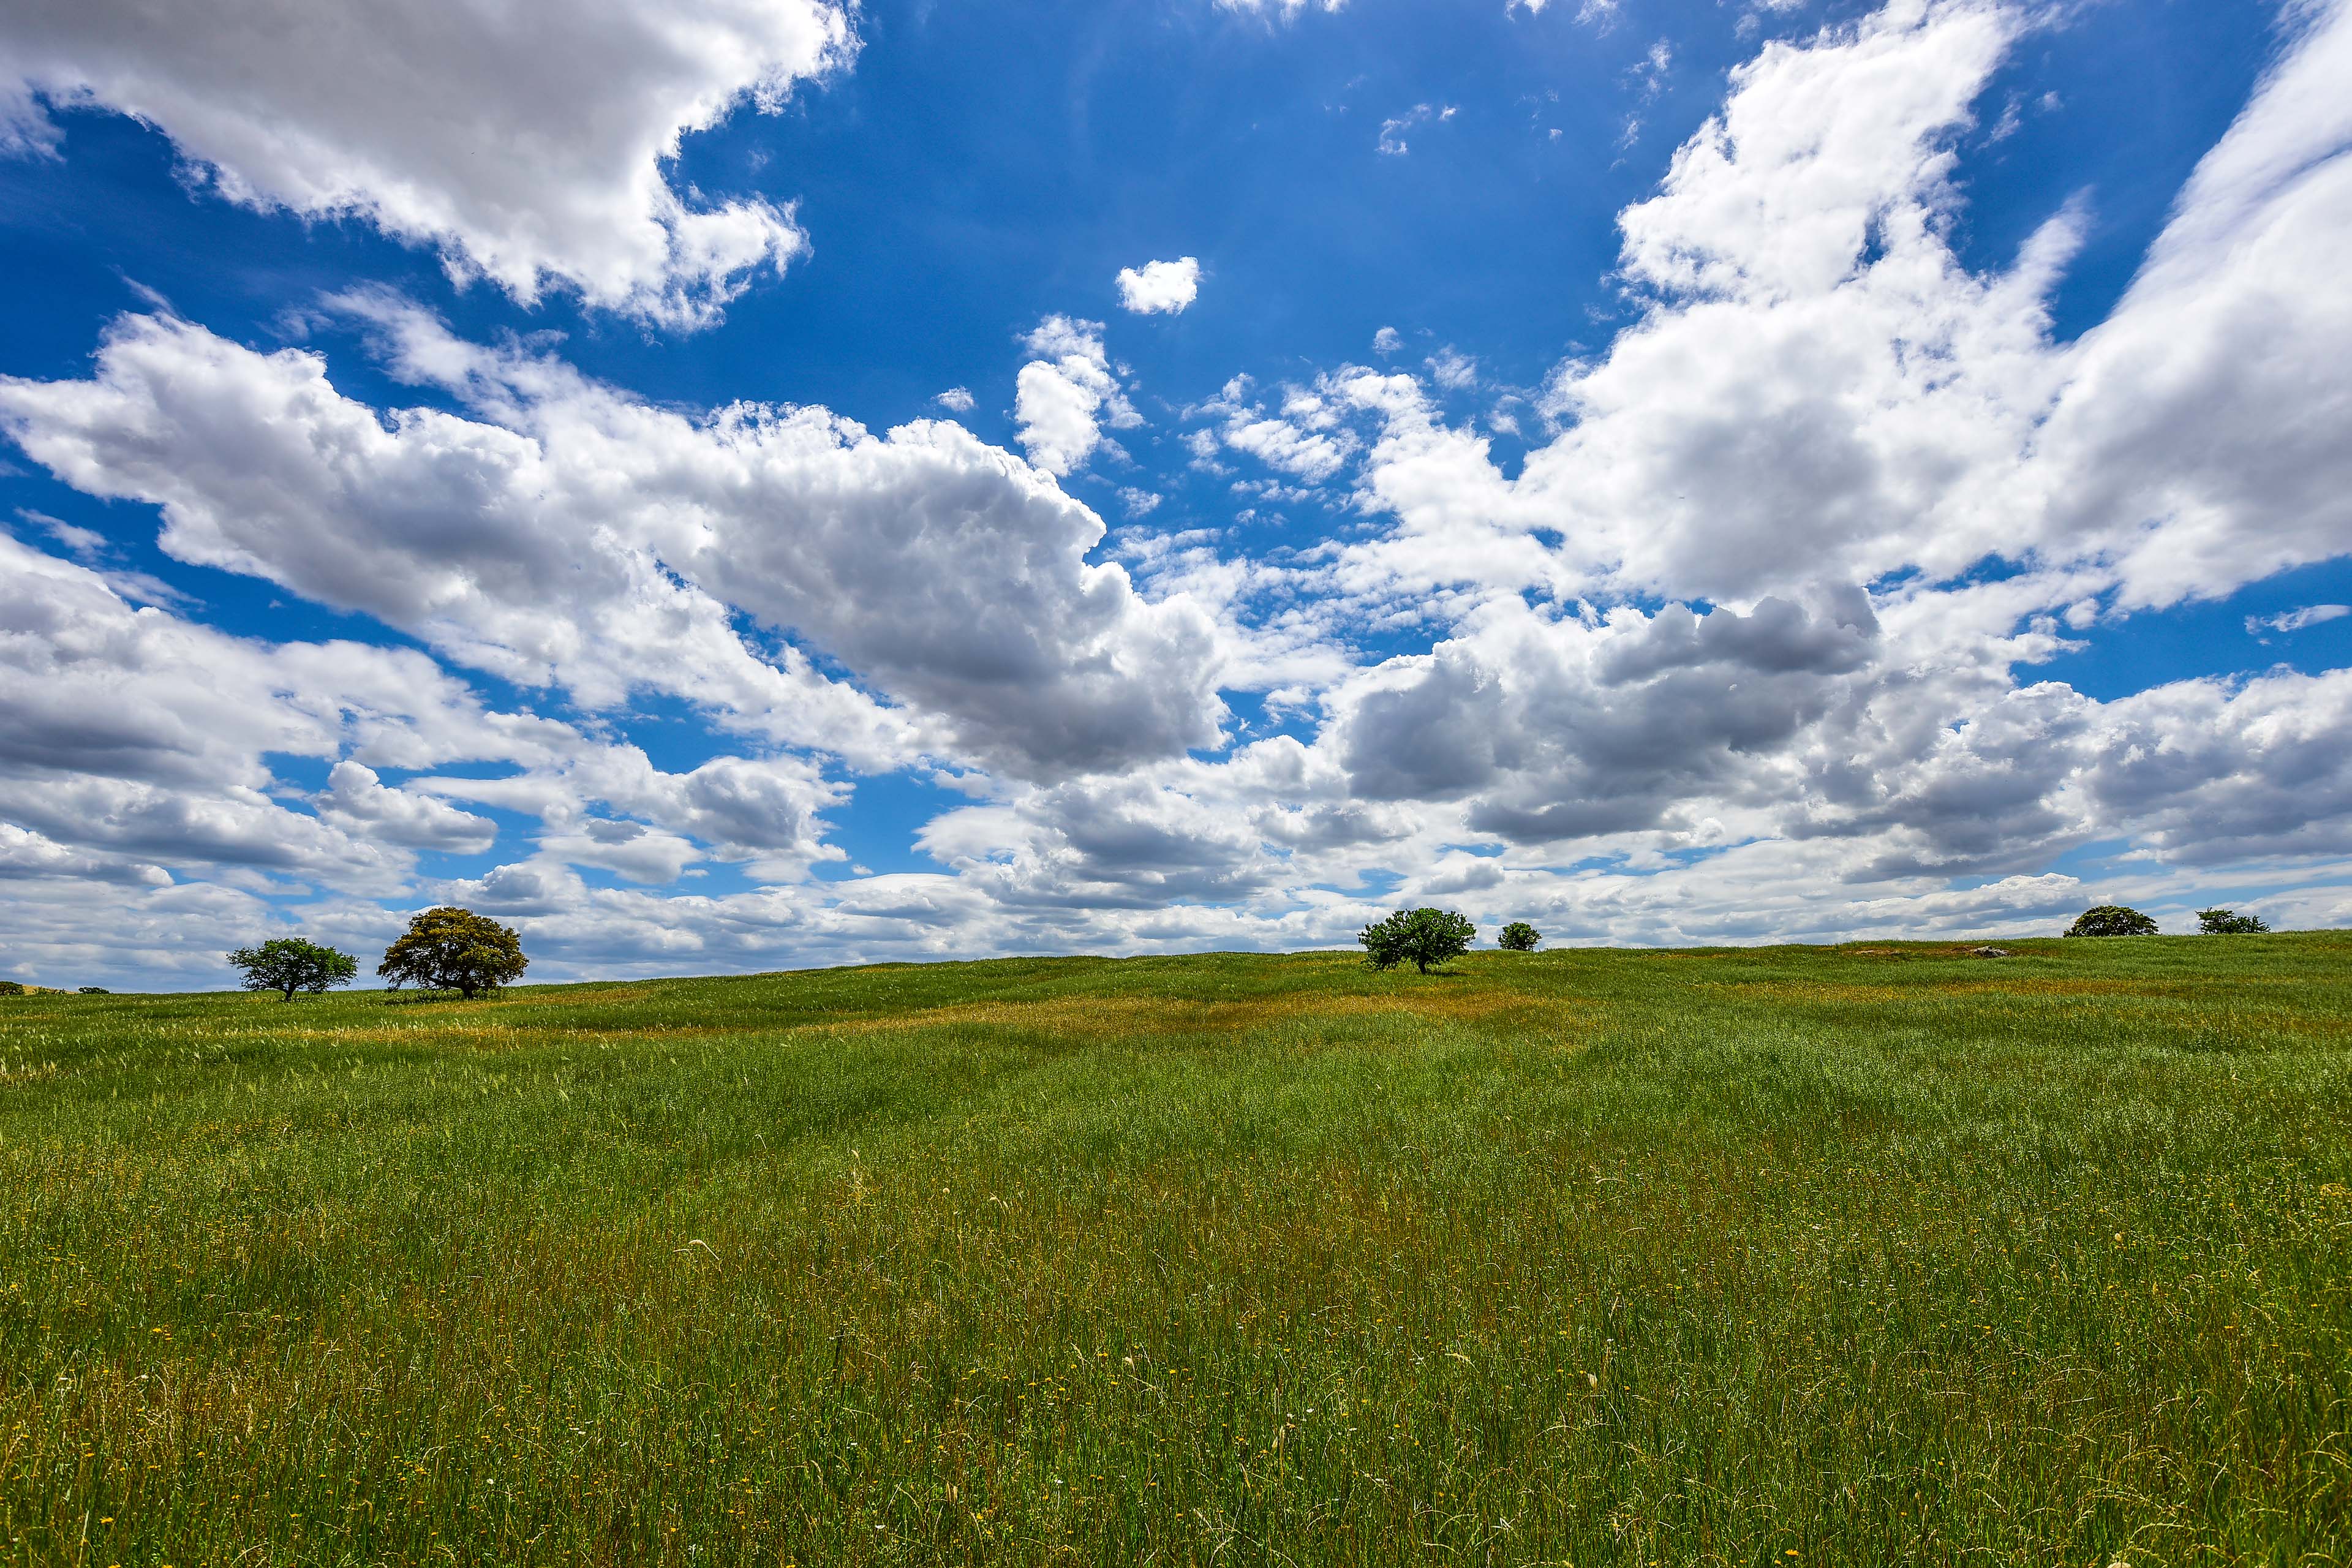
377;907;529;998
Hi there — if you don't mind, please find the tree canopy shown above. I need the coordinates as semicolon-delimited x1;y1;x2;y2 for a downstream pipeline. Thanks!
2065;905;2159;938
1360;908;1476;973
228;937;358;1000
2196;907;2269;934
1498;922;1540;952
377;907;529;998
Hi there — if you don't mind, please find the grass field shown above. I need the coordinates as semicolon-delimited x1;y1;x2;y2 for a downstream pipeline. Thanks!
1;935;2348;1566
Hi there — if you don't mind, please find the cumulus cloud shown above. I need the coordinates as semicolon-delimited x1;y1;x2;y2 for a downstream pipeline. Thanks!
935;386;976;413
0;0;853;328
1333;590;1883;841
1116;256;1202;314
0;823;169;888
0;306;1222;778
424;745;846;883
0;531;567;895
2076;669;2352;866
1330;0;2352;620
315;762;497;854
1013;315;1141;478
1196;375;1359;483
0;532;885;982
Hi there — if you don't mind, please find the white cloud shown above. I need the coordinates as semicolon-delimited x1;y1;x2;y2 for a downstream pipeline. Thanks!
315;762;497;854
1630;39;1673;97
0;530;571;896
1325;0;2352;620
1014;315;1141;478
21;508;102;557
2249;604;2350;636
1372;326;1404;355
1196;375;1360;484
1615;0;2018;303
0;307;1222;778
0;822;169;888
1425;347;1479;390
934;386;976;413
1377;104;1456;157
1214;0;1346;18
424;745;846;883
0;0;854;330
2022;0;2352;608
1116;256;1202;315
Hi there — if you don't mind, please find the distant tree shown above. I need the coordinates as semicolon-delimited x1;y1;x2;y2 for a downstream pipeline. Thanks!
1498;922;1540;952
77;987;110;995
1360;908;1477;973
2065;905;2160;938
2196;907;2270;935
378;907;529;998
0;981;23;997
228;938;359;1000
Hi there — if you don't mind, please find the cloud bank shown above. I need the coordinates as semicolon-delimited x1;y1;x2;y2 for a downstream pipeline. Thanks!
2;0;2350;988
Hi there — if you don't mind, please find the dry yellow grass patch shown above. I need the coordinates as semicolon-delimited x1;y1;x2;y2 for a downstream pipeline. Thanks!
805;986;1580;1044
1706;974;2312;1006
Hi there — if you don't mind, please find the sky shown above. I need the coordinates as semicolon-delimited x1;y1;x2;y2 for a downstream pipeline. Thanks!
2;0;2349;989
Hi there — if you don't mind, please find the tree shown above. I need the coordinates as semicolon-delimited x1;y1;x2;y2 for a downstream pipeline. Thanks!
1498;922;1540;952
1360;908;1476;973
228;938;358;1000
2196;907;2270;934
2065;905;2159;938
378;907;529;998
0;981;23;997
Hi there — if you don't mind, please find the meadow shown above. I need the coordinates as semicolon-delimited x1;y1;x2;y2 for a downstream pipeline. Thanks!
1;934;2346;1566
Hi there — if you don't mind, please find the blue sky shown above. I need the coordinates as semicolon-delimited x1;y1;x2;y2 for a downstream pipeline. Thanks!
2;0;2348;987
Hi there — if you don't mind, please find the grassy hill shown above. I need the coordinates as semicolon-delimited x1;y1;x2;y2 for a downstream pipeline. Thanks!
2;935;2347;1564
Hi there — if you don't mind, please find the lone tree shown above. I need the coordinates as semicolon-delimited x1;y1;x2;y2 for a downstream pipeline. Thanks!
1360;908;1476;973
1498;921;1540;952
2065;904;2159;938
228;937;358;1000
2196;907;2270;934
378;907;529;998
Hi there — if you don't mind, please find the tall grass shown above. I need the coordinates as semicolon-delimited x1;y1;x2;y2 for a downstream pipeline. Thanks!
1;935;2346;1564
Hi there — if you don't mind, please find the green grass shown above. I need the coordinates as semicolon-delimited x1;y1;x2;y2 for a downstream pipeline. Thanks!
2;934;2348;1566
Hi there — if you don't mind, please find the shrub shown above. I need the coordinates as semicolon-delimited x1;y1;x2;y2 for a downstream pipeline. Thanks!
0;981;23;997
1498;922;1540;952
2065;905;2159;938
2196;907;2270;934
379;907;529;998
1360;908;1476;973
228;938;360;1000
